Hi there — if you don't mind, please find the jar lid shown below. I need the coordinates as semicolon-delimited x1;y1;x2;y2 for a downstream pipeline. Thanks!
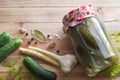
62;4;95;32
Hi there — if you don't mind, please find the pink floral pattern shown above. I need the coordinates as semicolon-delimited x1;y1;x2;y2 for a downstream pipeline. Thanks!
62;4;95;32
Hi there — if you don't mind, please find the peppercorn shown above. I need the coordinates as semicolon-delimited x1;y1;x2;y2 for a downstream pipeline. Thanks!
28;41;31;45
56;50;60;54
47;35;50;38
31;37;34;41
34;41;37;45
25;33;29;36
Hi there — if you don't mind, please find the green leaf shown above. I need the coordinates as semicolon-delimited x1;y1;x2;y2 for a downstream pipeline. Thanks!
110;32;116;36
117;46;120;53
108;64;120;77
31;30;46;43
115;36;120;43
2;56;20;67
8;66;17;79
8;65;23;80
14;75;21;80
115;31;120;36
31;77;37;80
16;64;23;75
0;76;5;80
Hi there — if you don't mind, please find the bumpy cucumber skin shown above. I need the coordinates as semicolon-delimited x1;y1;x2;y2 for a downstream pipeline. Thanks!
0;32;10;47
23;57;57;80
0;39;22;62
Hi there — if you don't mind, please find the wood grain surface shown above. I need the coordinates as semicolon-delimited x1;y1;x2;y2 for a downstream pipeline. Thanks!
0;0;120;80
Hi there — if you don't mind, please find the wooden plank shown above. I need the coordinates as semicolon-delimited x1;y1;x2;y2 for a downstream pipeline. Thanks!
0;0;119;8
0;23;19;35
0;72;111;80
0;22;119;35
0;8;119;22
0;23;64;38
105;22;120;33
0;0;119;80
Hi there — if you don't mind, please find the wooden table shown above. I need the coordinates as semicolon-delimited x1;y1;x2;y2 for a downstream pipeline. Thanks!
0;0;120;80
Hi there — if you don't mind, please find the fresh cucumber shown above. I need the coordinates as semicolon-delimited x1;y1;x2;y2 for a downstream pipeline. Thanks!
23;57;57;80
0;32;10;47
0;39;22;62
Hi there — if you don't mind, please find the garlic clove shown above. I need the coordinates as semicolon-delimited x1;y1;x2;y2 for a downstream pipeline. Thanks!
18;27;26;34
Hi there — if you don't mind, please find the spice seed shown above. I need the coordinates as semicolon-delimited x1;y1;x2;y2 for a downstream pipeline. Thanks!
31;37;34;41
47;35;50;38
35;41;38;45
28;41;31;44
25;33;29;36
56;50;60;53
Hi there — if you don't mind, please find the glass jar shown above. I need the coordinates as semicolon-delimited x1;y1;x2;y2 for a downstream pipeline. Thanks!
62;5;120;76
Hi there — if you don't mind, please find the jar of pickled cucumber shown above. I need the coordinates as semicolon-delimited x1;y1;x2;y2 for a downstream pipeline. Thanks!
62;4;120;77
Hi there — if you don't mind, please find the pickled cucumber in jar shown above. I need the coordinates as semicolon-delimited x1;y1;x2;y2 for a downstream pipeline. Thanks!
62;4;120;76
